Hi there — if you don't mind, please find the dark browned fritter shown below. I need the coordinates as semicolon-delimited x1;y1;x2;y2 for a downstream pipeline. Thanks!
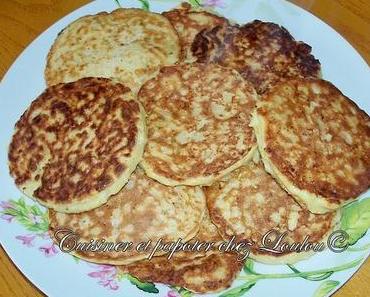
8;77;146;213
192;20;321;94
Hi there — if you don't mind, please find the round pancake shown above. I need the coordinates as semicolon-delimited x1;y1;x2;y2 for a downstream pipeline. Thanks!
163;2;228;62
139;63;258;186
120;210;242;293
45;8;180;93
192;20;321;94
252;78;370;214
206;156;339;264
48;168;206;265
121;252;243;294
8;77;146;213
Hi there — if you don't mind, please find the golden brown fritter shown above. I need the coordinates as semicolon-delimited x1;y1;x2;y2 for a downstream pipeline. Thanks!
139;63;258;186
121;252;243;293
119;209;242;293
206;158;339;264
253;78;370;213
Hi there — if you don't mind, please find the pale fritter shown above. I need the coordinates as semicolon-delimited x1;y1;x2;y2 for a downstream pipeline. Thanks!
48;168;206;265
119;210;242;293
45;8;180;93
163;2;228;62
139;63;258;186
8;78;146;213
206;157;339;264
252;78;370;214
192;20;321;94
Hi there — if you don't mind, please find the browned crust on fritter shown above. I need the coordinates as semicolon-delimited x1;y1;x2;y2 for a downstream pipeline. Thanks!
205;161;338;258
192;20;321;94
121;252;243;293
163;2;228;61
258;78;370;203
8;77;141;206
139;63;257;184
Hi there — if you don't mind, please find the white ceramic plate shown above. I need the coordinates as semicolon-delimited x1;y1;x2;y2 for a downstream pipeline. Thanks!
0;1;369;297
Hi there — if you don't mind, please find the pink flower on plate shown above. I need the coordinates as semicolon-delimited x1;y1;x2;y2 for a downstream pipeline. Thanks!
202;0;226;8
0;201;16;222
0;201;14;210
89;267;116;280
1;214;14;223
167;290;180;297
39;243;58;257
88;265;119;290
88;265;117;280
15;235;36;247
99;279;119;291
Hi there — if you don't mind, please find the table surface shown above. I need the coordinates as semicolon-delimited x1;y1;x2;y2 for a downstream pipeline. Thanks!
0;1;369;296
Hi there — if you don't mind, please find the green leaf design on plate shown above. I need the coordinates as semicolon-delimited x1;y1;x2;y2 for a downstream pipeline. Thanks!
219;281;256;297
312;280;340;297
138;0;150;11
243;259;257;274
1;198;48;233
235;258;363;296
242;257;363;281
287;264;333;281
127;274;159;293
171;286;194;297
188;0;202;8
341;197;370;245
113;0;149;10
72;255;80;263
114;0;121;7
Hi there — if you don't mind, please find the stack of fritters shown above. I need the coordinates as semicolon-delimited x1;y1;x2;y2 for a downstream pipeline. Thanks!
8;2;370;294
